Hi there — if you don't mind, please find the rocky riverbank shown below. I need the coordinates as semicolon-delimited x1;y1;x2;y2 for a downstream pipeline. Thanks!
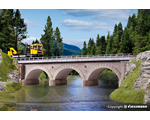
132;51;150;104
110;51;150;104
0;50;21;92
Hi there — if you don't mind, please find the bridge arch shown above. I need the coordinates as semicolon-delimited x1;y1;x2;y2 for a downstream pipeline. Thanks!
54;64;85;81
87;64;121;81
25;66;53;80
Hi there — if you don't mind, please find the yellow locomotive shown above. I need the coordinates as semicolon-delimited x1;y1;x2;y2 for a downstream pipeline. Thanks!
8;44;43;57
25;44;43;57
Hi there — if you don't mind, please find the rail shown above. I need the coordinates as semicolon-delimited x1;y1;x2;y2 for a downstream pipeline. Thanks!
16;53;135;61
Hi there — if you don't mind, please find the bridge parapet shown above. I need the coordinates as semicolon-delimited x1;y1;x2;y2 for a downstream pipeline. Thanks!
16;54;134;64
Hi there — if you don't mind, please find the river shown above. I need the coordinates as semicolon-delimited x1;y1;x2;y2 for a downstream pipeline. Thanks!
0;77;150;111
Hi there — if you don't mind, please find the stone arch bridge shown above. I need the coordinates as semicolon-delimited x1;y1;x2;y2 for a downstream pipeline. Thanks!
18;55;131;87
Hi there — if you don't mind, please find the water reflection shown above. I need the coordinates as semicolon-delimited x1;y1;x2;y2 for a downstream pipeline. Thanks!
24;80;49;99
0;77;150;111
53;77;82;97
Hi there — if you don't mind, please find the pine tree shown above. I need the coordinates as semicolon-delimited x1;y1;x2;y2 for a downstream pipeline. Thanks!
87;38;92;55
113;24;118;36
14;9;27;53
105;31;110;54
95;34;101;55
0;10;9;52
35;39;39;44
82;41;87;55
53;27;63;56
32;39;39;44
40;16;54;57
111;23;123;54
90;38;95;55
0;9;15;52
119;27;132;53
0;9;27;53
95;35;106;55
117;22;123;44
91;43;96;55
101;36;106;54
133;9;150;54
124;14;137;54
112;34;119;54
32;40;35;44
106;31;113;54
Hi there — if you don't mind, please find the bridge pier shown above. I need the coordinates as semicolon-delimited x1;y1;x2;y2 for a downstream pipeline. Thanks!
21;79;39;86
82;80;98;87
49;80;67;86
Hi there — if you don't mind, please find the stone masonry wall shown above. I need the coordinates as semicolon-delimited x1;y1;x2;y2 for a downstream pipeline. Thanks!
7;60;20;84
128;51;150;104
133;51;150;90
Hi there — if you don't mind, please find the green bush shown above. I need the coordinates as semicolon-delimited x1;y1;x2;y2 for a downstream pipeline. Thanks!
39;71;49;80
99;69;118;85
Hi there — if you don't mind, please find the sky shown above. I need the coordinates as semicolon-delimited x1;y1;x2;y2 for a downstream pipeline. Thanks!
20;9;138;49
1;0;146;49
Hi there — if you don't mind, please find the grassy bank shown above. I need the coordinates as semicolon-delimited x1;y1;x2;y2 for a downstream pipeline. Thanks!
0;51;18;82
5;82;22;92
0;51;22;93
110;60;145;104
0;82;22;110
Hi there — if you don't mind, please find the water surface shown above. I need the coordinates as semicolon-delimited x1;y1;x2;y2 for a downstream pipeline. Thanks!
0;77;149;111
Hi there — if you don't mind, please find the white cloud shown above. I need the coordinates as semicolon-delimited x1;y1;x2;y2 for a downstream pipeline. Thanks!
62;19;112;31
61;9;138;32
22;37;40;45
61;9;136;20
92;9;131;20
24;19;38;27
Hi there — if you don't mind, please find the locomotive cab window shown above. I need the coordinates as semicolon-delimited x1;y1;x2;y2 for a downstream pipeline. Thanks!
38;46;42;51
33;46;36;50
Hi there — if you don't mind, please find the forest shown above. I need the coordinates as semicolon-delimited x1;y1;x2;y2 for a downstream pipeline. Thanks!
0;9;63;57
81;9;150;55
1;9;150;56
1;9;150;78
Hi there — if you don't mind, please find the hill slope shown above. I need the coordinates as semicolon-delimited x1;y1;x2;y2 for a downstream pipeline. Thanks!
63;43;81;51
63;43;82;56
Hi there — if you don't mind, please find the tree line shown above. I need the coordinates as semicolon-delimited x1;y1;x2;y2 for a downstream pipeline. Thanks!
40;16;63;57
0;9;27;53
0;9;63;57
82;9;150;55
28;16;64;57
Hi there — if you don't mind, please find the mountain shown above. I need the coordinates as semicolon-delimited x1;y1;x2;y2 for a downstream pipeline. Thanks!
63;43;82;56
63;43;81;51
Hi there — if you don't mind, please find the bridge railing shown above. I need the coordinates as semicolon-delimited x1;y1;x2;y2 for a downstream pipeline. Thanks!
16;53;135;61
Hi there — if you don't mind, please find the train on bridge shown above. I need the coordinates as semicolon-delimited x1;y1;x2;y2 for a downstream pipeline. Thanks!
8;43;43;58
